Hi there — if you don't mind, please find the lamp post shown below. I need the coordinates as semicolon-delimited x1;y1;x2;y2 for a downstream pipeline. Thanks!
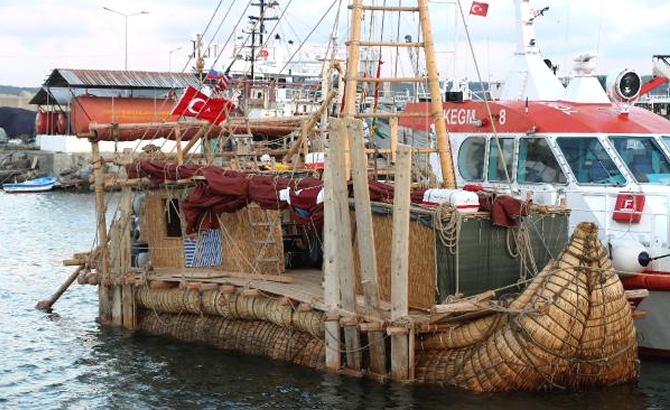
103;7;149;70
169;46;182;71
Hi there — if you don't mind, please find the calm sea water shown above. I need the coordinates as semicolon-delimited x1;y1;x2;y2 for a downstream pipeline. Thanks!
1;191;670;409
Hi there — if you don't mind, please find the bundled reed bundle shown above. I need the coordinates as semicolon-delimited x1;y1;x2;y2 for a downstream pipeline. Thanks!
413;222;639;391
140;312;325;369
136;287;325;338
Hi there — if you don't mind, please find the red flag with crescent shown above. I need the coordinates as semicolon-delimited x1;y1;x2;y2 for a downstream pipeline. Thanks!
469;1;489;17
170;86;235;124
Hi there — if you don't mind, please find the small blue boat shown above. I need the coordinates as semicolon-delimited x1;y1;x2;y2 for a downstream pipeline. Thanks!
2;176;58;193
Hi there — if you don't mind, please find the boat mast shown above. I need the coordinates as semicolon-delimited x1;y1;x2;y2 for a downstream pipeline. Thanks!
248;0;278;82
342;0;454;187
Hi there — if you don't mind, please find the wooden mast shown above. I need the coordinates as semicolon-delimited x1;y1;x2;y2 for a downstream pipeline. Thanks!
338;0;451;379
418;0;455;188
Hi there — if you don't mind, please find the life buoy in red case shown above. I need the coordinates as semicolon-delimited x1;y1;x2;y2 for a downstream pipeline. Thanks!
612;192;645;223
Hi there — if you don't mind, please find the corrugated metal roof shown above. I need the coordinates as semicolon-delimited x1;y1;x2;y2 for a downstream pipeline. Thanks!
42;69;200;89
29;87;71;106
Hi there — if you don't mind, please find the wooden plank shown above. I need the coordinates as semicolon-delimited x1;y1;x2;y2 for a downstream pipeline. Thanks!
119;149;135;328
63;258;87;266
210;270;294;283
390;143;412;381
92;141;112;322
122;285;136;329
390;117;398;164
329;118;361;370
347;117;386;375
323;144;342;371
625;289;650;299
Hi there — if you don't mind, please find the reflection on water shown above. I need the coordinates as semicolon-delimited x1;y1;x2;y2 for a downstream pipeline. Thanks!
1;191;669;409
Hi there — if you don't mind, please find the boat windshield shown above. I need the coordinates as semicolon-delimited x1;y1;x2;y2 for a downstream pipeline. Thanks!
661;135;670;154
517;138;567;184
457;137;486;181
556;137;625;185
609;136;670;183
488;138;515;181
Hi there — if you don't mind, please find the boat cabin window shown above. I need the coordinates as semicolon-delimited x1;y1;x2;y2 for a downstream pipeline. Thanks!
457;137;486;181
164;198;182;237
556;137;625;185
517;138;567;184
661;136;670;153
488;138;514;181
609;136;670;183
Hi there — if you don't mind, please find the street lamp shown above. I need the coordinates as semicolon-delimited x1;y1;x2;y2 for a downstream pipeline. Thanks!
169;46;183;71
103;7;149;71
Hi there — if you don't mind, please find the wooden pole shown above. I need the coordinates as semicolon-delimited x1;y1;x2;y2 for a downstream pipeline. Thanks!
282;90;337;164
110;216;122;324
347;117;386;375
390;117;398;164
175;123;183;165
35;266;83;311
342;0;365;180
120;148;136;328
323;130;342;371
329;118;362;370
92;140;111;322
390;143;412;381
180;125;207;157
417;0;455;188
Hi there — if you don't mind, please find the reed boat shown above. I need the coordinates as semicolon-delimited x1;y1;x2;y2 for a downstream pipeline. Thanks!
47;0;641;392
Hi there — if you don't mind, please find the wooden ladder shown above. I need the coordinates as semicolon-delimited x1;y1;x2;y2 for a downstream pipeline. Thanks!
247;204;283;274
342;0;454;188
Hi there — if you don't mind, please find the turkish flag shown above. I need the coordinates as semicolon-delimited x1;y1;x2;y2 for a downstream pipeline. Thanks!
170;86;236;124
469;1;489;16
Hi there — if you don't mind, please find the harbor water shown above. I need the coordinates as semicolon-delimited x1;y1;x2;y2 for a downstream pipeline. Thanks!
2;191;670;409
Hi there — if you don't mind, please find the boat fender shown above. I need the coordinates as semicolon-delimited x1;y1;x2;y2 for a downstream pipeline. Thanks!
609;238;648;276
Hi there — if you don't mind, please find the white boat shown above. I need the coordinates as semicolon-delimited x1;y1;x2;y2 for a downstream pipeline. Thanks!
386;0;670;356
2;176;58;193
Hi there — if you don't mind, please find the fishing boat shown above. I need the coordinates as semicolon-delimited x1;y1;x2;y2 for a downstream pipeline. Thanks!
381;0;670;357
47;0;641;392
3;176;58;193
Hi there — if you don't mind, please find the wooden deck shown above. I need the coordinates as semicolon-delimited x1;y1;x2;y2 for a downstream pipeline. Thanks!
149;267;325;307
145;266;395;319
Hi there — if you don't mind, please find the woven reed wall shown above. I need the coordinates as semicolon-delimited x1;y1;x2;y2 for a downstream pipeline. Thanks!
144;192;185;267
218;205;285;274
353;210;436;309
